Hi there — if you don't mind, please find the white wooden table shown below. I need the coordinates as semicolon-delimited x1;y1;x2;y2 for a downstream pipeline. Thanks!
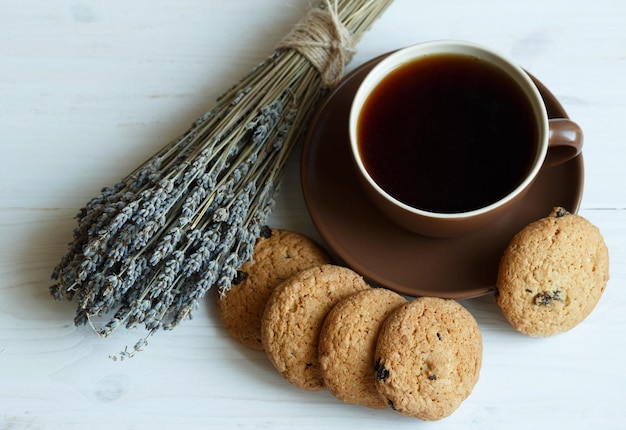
1;1;624;428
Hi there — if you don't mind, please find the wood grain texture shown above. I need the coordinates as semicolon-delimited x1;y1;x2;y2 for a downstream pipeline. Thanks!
1;1;625;429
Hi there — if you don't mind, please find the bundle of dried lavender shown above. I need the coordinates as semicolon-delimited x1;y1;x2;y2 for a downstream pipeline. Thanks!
50;0;393;358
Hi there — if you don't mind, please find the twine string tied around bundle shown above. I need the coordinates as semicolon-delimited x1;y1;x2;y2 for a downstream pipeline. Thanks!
278;0;355;87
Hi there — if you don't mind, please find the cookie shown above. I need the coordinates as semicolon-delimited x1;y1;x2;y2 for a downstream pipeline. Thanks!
496;207;610;336
261;264;370;391
374;297;483;420
216;227;331;350
319;288;407;409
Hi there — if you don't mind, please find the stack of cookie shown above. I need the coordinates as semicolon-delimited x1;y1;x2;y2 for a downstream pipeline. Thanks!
216;227;483;421
215;210;609;420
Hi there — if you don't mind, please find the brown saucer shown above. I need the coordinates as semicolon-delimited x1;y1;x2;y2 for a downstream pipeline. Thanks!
300;53;584;299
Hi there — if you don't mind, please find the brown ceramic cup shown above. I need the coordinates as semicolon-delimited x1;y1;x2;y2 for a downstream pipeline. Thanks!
349;40;583;238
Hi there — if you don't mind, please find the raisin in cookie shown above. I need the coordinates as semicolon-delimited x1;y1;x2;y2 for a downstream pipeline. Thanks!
261;264;370;391
496;207;609;336
319;288;407;409
374;297;483;420
216;227;331;350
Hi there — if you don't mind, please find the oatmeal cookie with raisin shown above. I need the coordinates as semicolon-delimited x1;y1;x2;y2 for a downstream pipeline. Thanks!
319;288;407;409
216;227;331;350
374;297;482;420
496;207;609;336
261;264;370;390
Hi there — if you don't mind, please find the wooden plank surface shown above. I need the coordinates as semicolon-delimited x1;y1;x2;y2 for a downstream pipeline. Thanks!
1;1;625;428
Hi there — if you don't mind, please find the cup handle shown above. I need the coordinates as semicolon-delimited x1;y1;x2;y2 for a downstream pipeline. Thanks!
545;118;583;167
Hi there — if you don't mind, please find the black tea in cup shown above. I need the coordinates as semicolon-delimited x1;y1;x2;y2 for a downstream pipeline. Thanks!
357;53;539;214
